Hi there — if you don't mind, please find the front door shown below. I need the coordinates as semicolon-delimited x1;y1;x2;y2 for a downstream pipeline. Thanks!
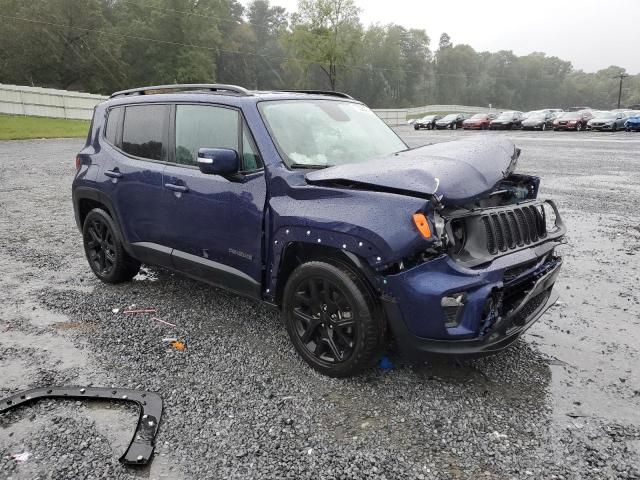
163;104;267;298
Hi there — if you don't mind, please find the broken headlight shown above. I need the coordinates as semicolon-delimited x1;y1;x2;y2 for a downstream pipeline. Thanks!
433;212;446;239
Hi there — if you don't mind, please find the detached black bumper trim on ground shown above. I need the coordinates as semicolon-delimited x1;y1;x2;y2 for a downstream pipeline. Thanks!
0;386;163;465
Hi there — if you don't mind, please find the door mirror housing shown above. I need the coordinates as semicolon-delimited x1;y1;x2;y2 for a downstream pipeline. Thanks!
197;148;240;176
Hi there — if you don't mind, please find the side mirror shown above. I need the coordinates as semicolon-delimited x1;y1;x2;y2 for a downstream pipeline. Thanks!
197;148;240;176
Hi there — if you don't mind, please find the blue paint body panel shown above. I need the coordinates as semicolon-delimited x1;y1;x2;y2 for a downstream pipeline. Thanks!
72;89;565;353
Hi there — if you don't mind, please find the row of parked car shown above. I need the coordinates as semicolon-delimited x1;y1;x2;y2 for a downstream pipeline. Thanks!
412;108;640;132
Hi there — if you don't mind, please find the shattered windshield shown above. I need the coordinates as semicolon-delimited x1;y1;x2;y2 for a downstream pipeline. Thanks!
259;100;407;168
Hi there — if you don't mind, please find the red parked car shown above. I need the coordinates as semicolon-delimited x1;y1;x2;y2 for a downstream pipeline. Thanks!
462;113;496;130
553;111;593;131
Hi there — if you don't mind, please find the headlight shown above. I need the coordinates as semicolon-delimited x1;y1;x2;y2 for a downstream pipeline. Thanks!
433;212;446;238
542;203;558;233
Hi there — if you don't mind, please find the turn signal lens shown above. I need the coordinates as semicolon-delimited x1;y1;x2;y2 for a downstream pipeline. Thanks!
412;213;432;239
75;155;81;170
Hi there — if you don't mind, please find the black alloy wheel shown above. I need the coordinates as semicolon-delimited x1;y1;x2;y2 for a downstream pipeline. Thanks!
83;208;140;283
283;261;383;377
86;217;116;276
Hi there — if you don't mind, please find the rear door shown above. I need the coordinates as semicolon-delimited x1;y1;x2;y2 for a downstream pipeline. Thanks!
162;103;267;298
100;103;172;266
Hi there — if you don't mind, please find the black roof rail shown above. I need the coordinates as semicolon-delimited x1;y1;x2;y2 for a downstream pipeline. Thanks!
278;90;354;100
110;84;251;99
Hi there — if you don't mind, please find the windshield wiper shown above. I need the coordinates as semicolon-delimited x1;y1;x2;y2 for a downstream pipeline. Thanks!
290;163;331;169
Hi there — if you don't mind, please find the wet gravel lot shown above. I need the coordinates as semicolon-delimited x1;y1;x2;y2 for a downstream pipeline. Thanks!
1;128;639;479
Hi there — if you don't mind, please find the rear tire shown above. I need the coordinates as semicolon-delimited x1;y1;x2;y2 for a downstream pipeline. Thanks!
282;261;383;377
575;123;582;131
452;123;457;130
541;123;547;131
83;208;140;284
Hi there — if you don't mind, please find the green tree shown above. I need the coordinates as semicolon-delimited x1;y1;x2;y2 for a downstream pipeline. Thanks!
285;0;362;90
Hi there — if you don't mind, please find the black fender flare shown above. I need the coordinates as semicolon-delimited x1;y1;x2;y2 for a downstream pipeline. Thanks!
73;187;133;257
0;386;162;465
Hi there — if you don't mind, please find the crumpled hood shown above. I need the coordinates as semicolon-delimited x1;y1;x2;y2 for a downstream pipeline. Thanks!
305;137;520;205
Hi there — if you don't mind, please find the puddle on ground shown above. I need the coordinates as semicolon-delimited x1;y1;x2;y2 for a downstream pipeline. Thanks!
526;209;640;427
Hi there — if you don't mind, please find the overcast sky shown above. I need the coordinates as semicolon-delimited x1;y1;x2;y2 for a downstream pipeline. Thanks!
245;0;640;74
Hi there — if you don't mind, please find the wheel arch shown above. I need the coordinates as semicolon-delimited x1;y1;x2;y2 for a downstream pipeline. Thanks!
73;186;130;254
273;242;382;308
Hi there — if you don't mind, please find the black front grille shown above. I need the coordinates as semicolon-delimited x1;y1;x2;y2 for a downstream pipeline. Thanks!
482;205;546;254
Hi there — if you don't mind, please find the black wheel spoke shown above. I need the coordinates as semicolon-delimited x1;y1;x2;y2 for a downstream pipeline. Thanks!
326;334;343;361
309;280;320;304
104;249;116;265
294;290;311;306
334;317;355;329
89;226;101;243
294;308;321;344
313;340;327;357
335;328;354;350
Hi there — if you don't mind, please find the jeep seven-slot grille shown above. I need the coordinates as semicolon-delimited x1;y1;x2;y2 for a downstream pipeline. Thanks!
483;205;546;254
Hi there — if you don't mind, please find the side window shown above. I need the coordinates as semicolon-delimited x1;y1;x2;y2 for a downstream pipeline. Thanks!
175;105;239;166
105;107;123;147
122;105;169;161
242;125;263;172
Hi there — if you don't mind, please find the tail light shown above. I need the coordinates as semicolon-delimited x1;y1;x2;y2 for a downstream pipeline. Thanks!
75;155;82;170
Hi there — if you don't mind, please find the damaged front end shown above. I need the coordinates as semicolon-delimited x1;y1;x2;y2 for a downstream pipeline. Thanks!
307;137;566;356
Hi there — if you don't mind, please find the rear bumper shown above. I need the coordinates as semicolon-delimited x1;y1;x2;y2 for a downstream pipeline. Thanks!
381;243;563;358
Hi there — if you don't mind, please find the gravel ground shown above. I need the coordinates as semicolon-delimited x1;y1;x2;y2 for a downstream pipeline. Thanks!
1;130;639;479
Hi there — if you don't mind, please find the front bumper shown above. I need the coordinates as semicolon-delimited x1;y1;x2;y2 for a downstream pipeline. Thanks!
382;243;563;358
588;123;613;130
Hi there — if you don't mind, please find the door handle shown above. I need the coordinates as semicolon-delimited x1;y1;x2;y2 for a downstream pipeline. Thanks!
104;169;123;179
164;183;189;193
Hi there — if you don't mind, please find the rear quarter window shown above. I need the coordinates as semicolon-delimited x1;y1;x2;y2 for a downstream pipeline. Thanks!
105;107;123;147
122;105;169;161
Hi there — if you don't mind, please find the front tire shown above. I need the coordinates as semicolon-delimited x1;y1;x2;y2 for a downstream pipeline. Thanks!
83;208;140;284
452;123;457;130
282;261;383;377
576;123;582;131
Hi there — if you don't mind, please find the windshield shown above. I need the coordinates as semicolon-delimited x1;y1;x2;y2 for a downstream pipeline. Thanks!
441;114;458;121
259;100;407;168
497;112;514;119
419;115;435;121
470;114;486;119
529;113;546;119
560;112;580;119
594;111;615;119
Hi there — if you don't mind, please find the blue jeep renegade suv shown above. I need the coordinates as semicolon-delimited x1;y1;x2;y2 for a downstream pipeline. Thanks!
72;84;566;377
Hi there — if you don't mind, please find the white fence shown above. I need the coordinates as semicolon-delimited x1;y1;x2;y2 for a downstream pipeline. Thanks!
0;84;107;120
0;83;499;126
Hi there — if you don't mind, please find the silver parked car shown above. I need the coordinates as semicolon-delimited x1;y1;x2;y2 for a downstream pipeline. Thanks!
587;111;628;131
